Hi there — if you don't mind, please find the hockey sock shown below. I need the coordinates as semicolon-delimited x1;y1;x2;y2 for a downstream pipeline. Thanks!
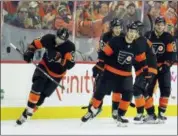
118;100;130;116
112;92;121;110
135;95;145;114
159;97;169;113
91;98;102;109
27;91;40;109
145;97;155;115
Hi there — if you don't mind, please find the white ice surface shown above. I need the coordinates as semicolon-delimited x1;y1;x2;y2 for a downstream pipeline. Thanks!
1;117;177;135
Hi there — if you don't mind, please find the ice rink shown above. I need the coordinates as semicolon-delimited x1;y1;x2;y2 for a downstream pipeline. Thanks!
1;117;177;135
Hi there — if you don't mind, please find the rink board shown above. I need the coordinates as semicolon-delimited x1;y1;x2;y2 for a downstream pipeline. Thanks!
1;64;177;120
1;105;177;120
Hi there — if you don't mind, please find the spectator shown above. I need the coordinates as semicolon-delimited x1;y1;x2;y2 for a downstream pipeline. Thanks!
54;4;73;32
100;1;126;33
38;1;57;29
99;2;109;17
122;2;141;32
76;2;109;38
9;6;29;28
92;2;108;37
149;4;160;22
3;1;18;15
154;1;163;9
3;1;19;23
27;1;42;29
112;1;126;19
160;1;177;36
18;1;30;9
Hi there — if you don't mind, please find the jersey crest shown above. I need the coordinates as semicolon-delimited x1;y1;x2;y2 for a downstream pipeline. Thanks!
117;51;134;65
152;42;165;54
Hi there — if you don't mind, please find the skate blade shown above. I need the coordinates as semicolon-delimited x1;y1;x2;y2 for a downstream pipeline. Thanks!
80;121;85;126
113;119;117;124
14;123;21;127
143;120;159;124
134;120;144;124
117;122;128;127
80;116;94;126
14;120;26;127
157;119;165;124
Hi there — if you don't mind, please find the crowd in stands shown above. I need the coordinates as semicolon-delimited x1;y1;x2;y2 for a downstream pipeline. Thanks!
3;1;178;36
1;1;178;61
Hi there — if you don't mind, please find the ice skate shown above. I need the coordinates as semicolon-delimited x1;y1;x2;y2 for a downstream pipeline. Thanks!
133;113;145;124
143;113;158;124
16;108;33;125
117;115;129;127
81;106;101;123
158;112;167;124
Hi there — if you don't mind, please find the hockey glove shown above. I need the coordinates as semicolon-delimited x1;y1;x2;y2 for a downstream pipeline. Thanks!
134;68;152;91
158;64;170;74
92;61;104;78
23;49;35;63
46;49;61;62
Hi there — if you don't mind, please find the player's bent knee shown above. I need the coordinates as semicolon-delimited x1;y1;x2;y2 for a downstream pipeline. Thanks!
133;85;142;97
93;89;106;100
36;94;46;106
160;87;171;97
122;90;133;101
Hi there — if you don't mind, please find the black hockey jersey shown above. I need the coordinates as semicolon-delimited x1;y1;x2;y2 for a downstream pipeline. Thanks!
98;31;113;61
145;31;177;67
98;32;125;61
96;32;125;71
102;36;148;77
133;36;157;76
30;34;75;78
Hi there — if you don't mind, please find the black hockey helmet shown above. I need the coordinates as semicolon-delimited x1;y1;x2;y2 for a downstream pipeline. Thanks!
155;16;166;24
56;27;69;41
133;20;144;35
127;22;139;30
110;18;123;29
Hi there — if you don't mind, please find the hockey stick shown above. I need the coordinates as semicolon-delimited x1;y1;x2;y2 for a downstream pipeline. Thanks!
9;43;65;90
81;74;99;110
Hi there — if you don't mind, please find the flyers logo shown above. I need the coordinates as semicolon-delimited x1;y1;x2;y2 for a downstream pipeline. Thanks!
152;43;165;54
118;51;134;65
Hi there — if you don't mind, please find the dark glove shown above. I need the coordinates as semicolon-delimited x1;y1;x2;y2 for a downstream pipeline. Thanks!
134;68;153;90
92;62;104;78
158;64;170;74
46;49;61;62
23;50;34;63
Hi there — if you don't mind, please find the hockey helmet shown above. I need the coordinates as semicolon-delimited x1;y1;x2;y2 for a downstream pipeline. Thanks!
56;28;69;41
127;22;139;30
110;18;123;29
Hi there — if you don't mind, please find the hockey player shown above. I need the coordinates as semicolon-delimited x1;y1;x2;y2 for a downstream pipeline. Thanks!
144;16;177;123
16;28;76;125
132;21;158;123
90;18;124;119
81;23;148;127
